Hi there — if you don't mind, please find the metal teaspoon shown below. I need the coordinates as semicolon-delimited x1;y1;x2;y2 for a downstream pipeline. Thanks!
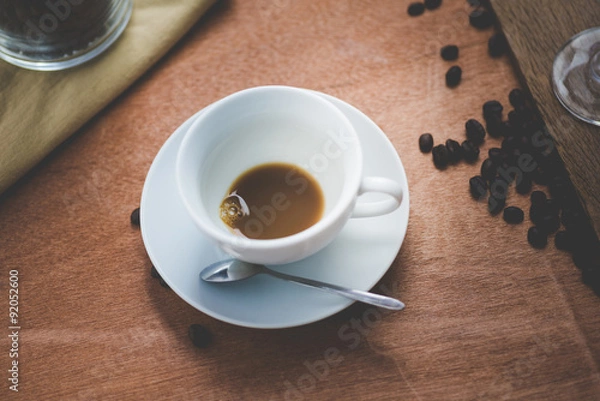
200;259;405;310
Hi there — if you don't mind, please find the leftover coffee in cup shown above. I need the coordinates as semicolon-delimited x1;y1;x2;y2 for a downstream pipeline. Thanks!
219;162;325;240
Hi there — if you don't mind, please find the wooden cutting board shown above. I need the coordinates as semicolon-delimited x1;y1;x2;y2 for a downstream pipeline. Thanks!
490;0;600;239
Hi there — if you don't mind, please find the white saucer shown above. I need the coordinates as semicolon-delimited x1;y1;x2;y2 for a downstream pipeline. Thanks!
140;91;410;329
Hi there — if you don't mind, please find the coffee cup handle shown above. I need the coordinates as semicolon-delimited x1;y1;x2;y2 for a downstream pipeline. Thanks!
351;177;404;218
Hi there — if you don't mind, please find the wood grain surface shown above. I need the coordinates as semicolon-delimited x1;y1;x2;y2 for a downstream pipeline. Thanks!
491;0;600;239
1;1;600;400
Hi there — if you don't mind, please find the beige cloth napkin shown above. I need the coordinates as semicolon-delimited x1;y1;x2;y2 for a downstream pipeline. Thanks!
0;0;215;194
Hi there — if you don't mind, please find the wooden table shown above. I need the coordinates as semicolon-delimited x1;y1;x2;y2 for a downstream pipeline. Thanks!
1;1;599;399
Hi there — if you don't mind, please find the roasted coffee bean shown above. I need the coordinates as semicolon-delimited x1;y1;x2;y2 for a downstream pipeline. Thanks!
498;121;514;138
509;88;526;109
461;140;480;162
554;230;573;252
561;206;587;231
489;177;508;200
529;204;543;225
188;324;213;348
130;207;140;226
488;32;508;57
531;166;550;185
465;118;486;145
480;158;497;181
549;175;571;201
150;265;160;279
445;139;463;163
507;110;524;130
572;241;600;270
487;147;503;164
503;206;524;224
527;226;547;248
516;135;532;152
424;0;442;10
500;135;520;153
445;65;462;87
483;100;503;120
432;144;449;169
515;174;532;195
485;115;504;137
408;2;425;16
581;267;600;296
530;198;558;225
469;175;488;199
545;199;560;217
538;214;560;234
441;44;459;61
465;142;482;162
469;8;494;29
488;195;505;215
419;133;434;153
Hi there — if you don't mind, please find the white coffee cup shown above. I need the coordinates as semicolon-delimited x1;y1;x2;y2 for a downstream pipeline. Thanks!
176;86;404;265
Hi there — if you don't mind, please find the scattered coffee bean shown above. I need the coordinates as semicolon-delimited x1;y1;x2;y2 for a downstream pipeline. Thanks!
530;190;547;205
489;177;508;200
465;118;486;145
515;174;532;195
485;115;504;137
527;226;547;249
503;206;524;224
424;0;442;10
432;144;449;169
581;267;600;296
488;32;508;57
561;206;586;231
130;207;140;226
538;214;560;234
480;158;497;181
469;8;494;29
530;199;559;227
419;133;434;153
554;230;573;252
507;110;523;129
544;198;561;217
488;195;505;215
469;175;488;199
445;139;463;163
408;2;425;16
441;44;459;61
483;100;503;120
549;175;571;201
508;88;526;109
488;147;503;164
151;265;160;279
572;246;597;270
445;65;462;87
188;324;213;348
461;140;480;162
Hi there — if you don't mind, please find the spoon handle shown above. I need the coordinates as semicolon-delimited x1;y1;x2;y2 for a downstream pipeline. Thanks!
264;269;405;310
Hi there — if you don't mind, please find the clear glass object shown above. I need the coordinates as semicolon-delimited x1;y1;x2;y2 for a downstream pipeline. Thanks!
552;27;600;126
0;0;133;71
